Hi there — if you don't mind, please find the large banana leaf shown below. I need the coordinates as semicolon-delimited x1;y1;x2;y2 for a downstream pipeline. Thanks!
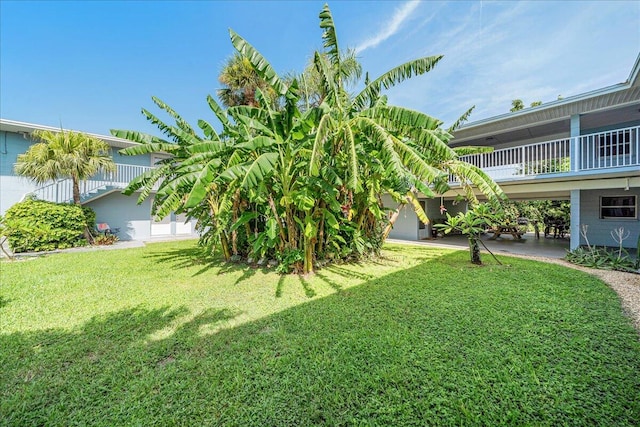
344;126;358;190
365;105;442;131
447;105;475;133
406;191;429;224
110;129;169;146
141;108;200;145
313;51;341;110
151;96;196;135
318;4;341;73
183;160;221;208
241;152;279;189
206;95;231;128
445;160;506;203
309;113;332;176
353;55;443;110
197;119;222;142
229;30;287;96
353;116;404;176
453;146;494;156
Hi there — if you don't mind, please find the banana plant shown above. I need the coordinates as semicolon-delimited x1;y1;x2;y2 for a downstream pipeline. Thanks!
113;3;506;274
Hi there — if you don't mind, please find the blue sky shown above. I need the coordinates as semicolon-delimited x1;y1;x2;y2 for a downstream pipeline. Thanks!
1;1;638;138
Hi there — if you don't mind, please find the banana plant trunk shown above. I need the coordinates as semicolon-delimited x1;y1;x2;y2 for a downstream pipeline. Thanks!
220;231;232;262
303;236;314;274
382;203;406;240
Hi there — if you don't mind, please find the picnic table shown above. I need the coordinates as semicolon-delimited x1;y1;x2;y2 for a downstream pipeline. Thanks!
489;225;524;240
544;222;568;239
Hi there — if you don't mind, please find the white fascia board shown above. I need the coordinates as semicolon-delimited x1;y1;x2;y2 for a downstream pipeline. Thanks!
0;118;141;148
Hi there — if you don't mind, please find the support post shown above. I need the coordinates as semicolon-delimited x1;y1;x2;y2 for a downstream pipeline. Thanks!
570;189;580;250
570;114;580;172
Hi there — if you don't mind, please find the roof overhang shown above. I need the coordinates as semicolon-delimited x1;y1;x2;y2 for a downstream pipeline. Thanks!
452;53;640;146
0;118;141;149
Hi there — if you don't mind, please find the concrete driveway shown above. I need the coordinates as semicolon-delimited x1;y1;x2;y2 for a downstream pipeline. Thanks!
388;232;570;259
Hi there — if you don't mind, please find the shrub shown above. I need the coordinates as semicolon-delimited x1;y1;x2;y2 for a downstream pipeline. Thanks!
82;206;96;232
4;199;88;252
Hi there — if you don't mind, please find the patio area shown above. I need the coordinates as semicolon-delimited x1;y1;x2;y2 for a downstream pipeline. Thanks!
389;232;570;259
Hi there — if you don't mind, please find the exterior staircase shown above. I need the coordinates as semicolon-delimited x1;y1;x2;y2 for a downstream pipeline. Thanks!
23;164;155;205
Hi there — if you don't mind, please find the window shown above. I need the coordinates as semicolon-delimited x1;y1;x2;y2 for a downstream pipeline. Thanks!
600;196;637;219
598;130;631;157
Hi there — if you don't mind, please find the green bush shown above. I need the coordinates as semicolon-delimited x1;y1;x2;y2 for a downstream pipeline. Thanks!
82;206;96;232
4;199;89;252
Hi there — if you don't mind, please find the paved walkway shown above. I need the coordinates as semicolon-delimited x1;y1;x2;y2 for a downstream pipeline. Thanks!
388;232;570;259
2;235;201;258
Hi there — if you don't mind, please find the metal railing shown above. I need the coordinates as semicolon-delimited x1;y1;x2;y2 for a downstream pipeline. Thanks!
28;164;156;204
450;125;639;184
578;126;639;170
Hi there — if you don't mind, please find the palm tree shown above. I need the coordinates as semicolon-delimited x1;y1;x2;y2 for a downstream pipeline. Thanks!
218;53;277;108
14;128;116;243
15;129;116;205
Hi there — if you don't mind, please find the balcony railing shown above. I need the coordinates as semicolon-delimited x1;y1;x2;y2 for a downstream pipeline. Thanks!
27;163;156;204
451;125;639;184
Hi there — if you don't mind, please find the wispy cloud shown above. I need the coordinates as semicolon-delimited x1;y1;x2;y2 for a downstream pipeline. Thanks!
378;0;638;126
355;0;421;53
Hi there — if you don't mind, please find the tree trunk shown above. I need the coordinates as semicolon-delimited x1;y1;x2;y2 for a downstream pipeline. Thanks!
0;236;14;260
469;236;481;265
74;177;94;245
382;202;406;240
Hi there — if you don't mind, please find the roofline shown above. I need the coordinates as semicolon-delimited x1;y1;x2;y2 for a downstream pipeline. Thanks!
0;118;140;148
457;52;640;131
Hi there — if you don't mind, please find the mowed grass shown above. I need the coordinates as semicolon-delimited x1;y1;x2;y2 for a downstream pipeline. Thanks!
1;240;639;426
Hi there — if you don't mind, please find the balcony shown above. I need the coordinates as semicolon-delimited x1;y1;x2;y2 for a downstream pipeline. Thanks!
27;163;156;204
451;126;639;184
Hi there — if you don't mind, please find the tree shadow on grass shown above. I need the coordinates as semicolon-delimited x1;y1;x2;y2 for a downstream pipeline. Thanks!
297;275;316;298
143;245;222;275
2;252;640;425
314;271;343;293
1;305;240;425
0;295;9;310
144;245;274;282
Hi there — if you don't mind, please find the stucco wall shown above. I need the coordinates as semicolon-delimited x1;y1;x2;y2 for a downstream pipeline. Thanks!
0;130;153;214
85;192;153;241
382;194;419;241
579;188;640;249
0;131;39;214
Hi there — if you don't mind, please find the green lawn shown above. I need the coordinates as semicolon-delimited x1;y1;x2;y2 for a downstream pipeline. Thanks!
1;240;639;426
